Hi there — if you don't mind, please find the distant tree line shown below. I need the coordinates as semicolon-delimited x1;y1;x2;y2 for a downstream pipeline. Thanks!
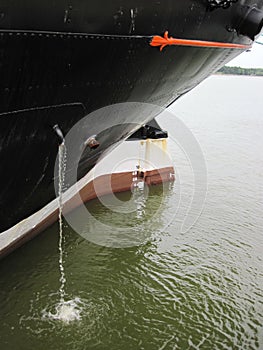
217;66;263;76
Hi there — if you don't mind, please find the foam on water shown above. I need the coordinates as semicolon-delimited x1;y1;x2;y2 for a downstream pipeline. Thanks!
42;297;84;324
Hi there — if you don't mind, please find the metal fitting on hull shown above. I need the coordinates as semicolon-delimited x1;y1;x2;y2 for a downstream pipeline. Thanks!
237;6;263;40
84;135;100;150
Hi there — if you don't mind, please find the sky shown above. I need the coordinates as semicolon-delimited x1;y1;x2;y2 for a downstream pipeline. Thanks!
227;38;263;68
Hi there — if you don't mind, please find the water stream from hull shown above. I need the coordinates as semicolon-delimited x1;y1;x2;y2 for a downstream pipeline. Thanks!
58;142;67;304
44;142;83;324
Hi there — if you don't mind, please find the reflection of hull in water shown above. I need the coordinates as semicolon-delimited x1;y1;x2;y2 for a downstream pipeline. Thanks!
0;1;263;255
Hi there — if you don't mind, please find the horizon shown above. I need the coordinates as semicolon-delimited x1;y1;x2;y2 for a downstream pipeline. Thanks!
227;36;263;68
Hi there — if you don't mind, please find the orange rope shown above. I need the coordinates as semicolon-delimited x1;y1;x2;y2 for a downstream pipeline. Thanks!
150;31;251;51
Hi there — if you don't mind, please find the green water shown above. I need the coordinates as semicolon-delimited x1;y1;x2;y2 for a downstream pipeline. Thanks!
0;76;262;349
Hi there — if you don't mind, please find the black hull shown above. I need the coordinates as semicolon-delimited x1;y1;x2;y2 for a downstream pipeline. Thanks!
0;0;263;232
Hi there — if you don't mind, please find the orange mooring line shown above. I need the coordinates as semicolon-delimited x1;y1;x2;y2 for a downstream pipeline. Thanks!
150;31;251;51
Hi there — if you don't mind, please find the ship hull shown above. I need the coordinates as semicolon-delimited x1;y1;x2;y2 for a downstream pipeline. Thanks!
0;0;263;235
